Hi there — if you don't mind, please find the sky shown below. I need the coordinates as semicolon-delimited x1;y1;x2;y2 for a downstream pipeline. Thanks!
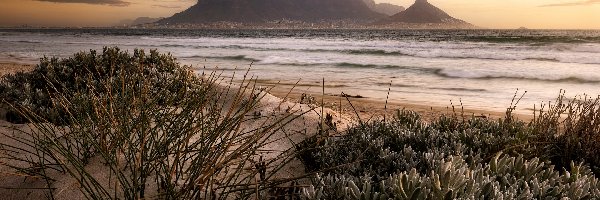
0;0;599;29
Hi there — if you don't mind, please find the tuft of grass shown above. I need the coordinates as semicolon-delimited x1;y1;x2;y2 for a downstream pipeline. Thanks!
529;91;600;174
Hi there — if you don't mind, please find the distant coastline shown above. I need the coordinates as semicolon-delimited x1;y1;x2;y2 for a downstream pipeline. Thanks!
1;22;478;30
5;26;600;31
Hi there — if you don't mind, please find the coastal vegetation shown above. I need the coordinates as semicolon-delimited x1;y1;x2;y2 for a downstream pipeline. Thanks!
298;98;600;199
0;47;300;199
1;48;599;199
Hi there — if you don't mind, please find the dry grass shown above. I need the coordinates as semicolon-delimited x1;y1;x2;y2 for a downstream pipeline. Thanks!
0;48;305;199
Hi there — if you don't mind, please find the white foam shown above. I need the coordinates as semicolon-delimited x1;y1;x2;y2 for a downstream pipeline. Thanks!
437;67;600;83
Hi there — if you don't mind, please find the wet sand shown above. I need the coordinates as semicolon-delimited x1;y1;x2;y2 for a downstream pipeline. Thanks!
259;81;533;123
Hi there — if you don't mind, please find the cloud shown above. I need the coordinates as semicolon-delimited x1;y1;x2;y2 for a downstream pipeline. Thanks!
539;0;600;7
151;0;194;9
152;4;182;9
34;0;131;6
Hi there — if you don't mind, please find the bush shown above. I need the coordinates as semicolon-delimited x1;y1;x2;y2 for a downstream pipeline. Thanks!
0;47;298;199
303;154;600;199
0;47;185;124
297;109;526;181
297;100;600;199
529;92;600;174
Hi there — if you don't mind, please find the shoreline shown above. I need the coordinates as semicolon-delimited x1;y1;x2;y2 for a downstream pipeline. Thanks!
259;82;533;123
0;61;532;123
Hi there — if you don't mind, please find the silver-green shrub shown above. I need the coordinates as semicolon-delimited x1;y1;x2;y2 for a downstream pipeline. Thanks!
298;108;600;199
303;154;600;199
297;109;520;181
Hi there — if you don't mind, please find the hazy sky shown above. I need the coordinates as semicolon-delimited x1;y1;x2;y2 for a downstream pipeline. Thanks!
0;0;599;29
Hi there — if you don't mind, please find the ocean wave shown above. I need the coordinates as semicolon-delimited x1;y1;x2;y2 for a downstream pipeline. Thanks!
182;55;260;62
429;87;487;92
257;55;324;66
16;40;42;44
345;49;408;56
136;38;600;65
523;58;561;62
335;63;447;74
193;45;599;65
336;62;383;68
335;62;412;70
465;35;600;44
0;39;42;44
158;44;191;48
374;82;487;92
220;55;260;62
435;69;600;83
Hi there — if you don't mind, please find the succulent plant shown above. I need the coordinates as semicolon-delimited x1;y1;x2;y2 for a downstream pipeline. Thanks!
298;108;600;200
302;153;600;200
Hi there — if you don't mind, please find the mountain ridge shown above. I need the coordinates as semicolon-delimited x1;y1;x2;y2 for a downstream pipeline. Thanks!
362;0;405;16
157;0;475;29
159;0;385;24
384;0;469;24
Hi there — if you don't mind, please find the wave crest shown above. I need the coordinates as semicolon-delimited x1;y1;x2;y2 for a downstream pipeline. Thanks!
435;69;600;83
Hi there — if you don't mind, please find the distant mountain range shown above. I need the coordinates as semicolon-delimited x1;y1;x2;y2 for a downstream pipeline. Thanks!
159;0;384;24
155;0;473;28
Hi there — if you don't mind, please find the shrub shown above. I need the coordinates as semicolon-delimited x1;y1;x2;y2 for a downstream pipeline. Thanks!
0;47;186;124
529;92;600;174
296;109;526;181
297;99;600;199
302;154;600;199
0;48;299;199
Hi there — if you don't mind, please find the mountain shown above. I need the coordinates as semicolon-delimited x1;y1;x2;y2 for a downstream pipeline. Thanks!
159;0;385;24
381;0;472;27
362;0;405;16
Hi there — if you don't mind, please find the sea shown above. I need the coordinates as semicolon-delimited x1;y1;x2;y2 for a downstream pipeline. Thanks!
1;29;600;114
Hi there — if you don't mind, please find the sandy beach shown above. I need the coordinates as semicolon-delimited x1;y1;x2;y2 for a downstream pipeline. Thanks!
0;60;535;199
2;0;599;198
0;60;352;199
0;61;531;123
258;80;532;123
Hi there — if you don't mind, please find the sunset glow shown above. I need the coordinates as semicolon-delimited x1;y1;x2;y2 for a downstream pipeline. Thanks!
0;0;599;29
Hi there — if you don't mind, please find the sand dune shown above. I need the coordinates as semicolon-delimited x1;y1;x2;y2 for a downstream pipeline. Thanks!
0;67;352;198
